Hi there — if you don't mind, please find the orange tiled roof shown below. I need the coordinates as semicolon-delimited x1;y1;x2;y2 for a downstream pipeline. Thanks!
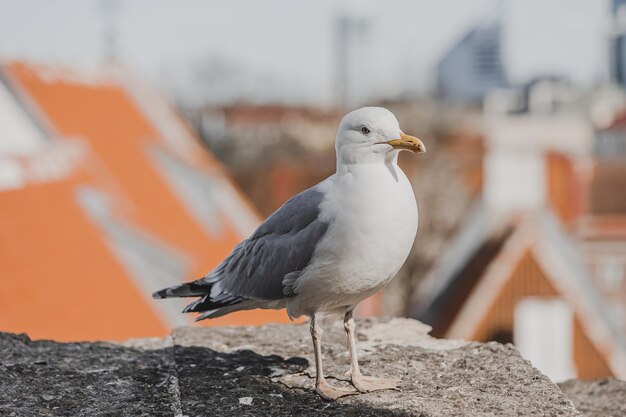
0;62;293;341
0;172;167;341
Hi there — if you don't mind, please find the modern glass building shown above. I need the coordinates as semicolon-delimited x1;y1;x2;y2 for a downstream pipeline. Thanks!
437;23;507;103
611;0;626;88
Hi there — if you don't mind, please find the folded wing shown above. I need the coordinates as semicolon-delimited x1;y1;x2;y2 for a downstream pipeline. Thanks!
152;186;330;319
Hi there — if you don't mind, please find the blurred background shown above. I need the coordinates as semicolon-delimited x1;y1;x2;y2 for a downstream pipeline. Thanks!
0;0;625;382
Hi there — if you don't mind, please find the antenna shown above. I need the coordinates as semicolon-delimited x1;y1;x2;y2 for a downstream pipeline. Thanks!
333;8;371;108
100;0;121;65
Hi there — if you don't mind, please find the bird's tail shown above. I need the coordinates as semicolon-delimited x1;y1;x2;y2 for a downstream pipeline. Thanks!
152;281;209;299
152;279;252;321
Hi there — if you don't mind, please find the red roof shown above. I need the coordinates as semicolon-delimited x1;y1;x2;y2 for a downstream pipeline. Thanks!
0;62;294;341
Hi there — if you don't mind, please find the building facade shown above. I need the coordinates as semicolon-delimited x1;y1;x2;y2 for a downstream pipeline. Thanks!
437;23;507;103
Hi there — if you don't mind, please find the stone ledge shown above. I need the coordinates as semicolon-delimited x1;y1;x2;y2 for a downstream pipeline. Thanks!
0;318;616;416
558;379;626;417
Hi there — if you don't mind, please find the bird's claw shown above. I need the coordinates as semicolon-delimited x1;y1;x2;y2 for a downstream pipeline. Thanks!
351;374;401;393
316;380;358;401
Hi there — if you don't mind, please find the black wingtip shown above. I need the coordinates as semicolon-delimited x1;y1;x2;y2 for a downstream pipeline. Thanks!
194;309;218;322
182;298;201;314
152;289;167;299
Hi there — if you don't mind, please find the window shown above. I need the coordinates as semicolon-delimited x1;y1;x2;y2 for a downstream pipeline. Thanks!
514;297;576;382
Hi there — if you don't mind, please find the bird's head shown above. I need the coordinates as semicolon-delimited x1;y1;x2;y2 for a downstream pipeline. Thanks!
335;107;425;165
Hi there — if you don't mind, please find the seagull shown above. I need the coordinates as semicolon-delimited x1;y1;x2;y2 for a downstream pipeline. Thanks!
153;107;425;400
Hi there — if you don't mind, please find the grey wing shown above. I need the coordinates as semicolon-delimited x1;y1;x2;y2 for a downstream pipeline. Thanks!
201;185;329;301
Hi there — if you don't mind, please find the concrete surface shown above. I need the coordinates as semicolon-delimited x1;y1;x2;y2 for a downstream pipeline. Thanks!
0;317;611;416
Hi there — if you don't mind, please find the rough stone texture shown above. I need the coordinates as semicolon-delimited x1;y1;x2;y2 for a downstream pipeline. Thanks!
559;379;626;417
0;317;603;417
173;317;579;416
0;332;176;417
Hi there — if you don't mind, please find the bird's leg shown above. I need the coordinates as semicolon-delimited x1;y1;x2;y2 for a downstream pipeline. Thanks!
310;314;357;401
343;310;400;393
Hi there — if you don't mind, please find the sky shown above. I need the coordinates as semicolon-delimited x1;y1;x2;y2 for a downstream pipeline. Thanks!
0;0;610;106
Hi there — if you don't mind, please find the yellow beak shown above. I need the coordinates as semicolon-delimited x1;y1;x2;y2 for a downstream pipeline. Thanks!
385;132;426;153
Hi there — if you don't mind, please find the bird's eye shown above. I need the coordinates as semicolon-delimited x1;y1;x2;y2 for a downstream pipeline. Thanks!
361;126;371;134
